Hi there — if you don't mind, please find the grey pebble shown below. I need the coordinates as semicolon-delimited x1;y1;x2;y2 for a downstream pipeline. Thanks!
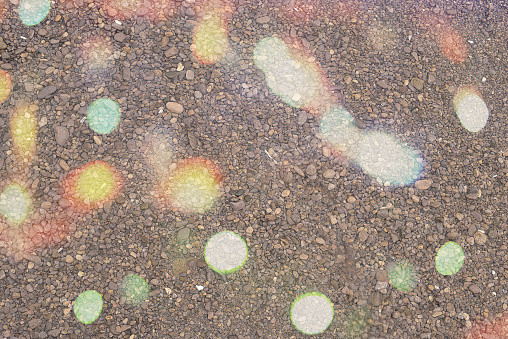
255;16;270;24
54;126;69;146
306;164;317;176
297;111;307;125
114;32;126;42
230;200;245;211
37;85;57;99
176;228;190;242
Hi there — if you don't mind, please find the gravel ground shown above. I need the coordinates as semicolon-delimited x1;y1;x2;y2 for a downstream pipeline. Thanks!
0;0;507;338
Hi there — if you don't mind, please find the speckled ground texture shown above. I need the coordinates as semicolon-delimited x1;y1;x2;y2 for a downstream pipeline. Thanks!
0;0;507;338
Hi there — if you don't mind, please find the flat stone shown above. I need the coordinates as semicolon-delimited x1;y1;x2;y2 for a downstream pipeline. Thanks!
185;69;195;80
315;237;325;245
411;78;425;91
114;32;126;42
290;27;297;38
166;102;184;114
28;318;42;329
59;159;70;171
48;329;60;337
447;231;459;240
377;79;389;89
54;126;69;146
471;211;482;221
255;16;270;24
371;291;382;306
355;119;367;129
377;209;389;218
415;179;432;190
306;164;317;176
359;229;368;242
176;227;190;242
165;46;178;57
469;284;481;294
122;66;131;81
474;231;487;245
37;85;57;99
230;200;245;211
211;69;222;79
297;111;307;125
322;169;335;179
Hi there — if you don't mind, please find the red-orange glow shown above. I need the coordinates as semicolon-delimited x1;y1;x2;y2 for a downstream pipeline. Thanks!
465;313;508;338
438;26;468;64
63;161;123;213
284;36;338;116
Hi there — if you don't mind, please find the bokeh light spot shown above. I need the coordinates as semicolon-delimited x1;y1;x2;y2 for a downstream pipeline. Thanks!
439;26;468;64
0;70;12;104
74;290;103;324
253;36;332;114
158;158;223;214
320;106;361;153
23;215;73;253
466;313;508;339
350;131;423;186
453;87;489;133
10;105;38;165
86;98;121;134
81;37;115;82
387;260;417;292
120;274;150;305
290;292;334;335
0;183;31;225
18;0;50;26
141;129;175;177
204;231;247;274
338;306;370;338
103;0;141;21
192;9;230;64
63;161;122;212
435;241;464;276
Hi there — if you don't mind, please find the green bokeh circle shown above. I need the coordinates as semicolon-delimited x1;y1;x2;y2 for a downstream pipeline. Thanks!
86;98;121;134
435;241;465;276
204;231;248;274
74;290;103;324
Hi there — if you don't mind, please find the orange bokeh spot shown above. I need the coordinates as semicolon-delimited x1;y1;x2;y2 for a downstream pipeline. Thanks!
191;0;235;65
466;313;508;338
177;157;224;183
438;26;468;64
63;161;123;212
22;215;74;253
284;36;337;116
155;157;223;213
415;12;468;64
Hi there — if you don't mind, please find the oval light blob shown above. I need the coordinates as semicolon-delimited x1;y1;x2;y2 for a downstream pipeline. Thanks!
18;0;51;26
453;88;489;132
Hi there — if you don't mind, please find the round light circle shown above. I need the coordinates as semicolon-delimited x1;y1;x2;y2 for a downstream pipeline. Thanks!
204;231;247;274
435;241;465;276
291;292;334;335
74;290;103;324
86;98;121;134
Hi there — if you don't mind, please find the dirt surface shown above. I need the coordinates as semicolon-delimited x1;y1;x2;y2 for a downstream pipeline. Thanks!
0;0;507;338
